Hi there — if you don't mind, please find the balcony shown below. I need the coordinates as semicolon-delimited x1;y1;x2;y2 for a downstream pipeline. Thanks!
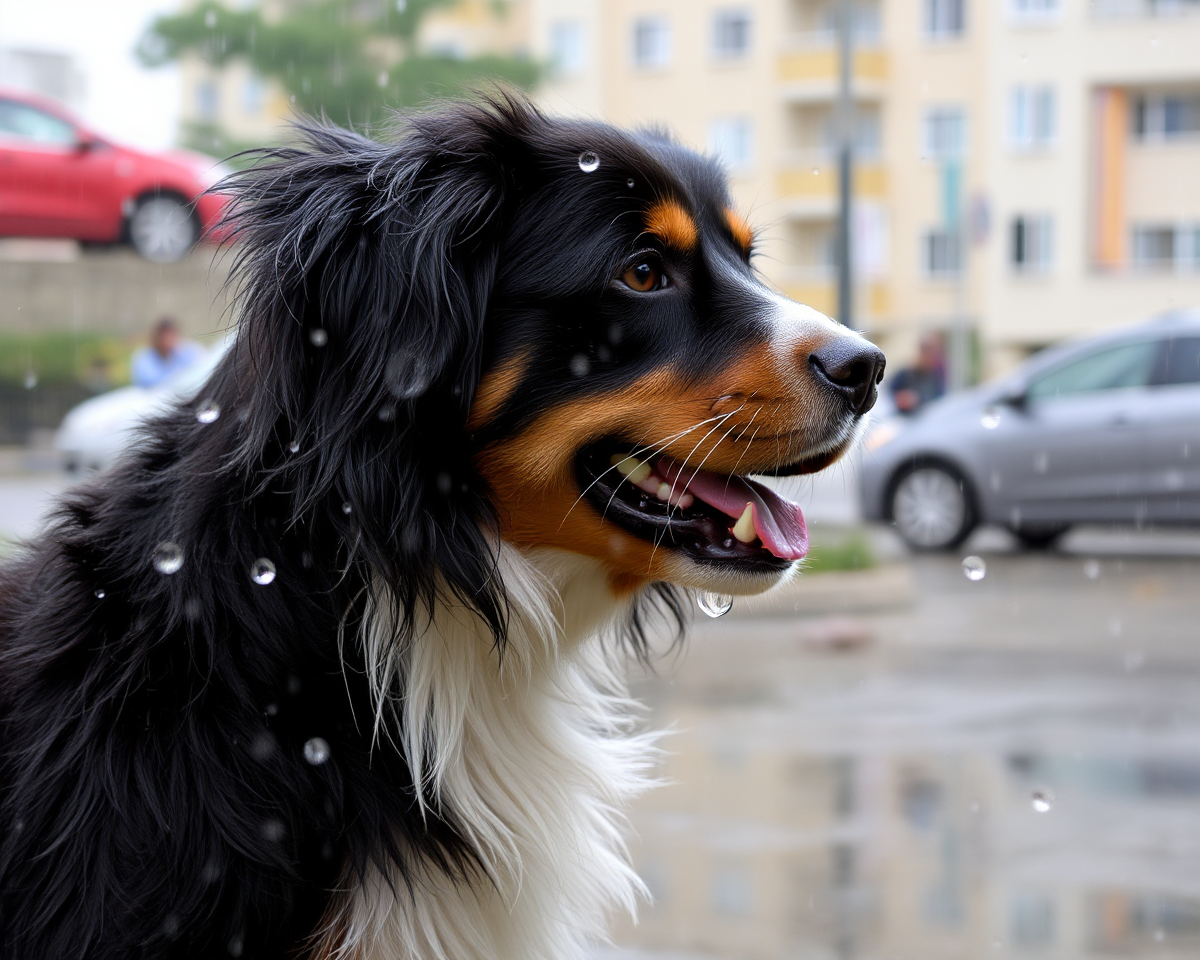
778;40;888;101
777;152;887;214
1091;0;1200;16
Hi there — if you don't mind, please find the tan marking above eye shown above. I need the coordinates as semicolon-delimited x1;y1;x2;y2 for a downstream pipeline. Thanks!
468;352;528;431
644;198;699;252
725;208;754;254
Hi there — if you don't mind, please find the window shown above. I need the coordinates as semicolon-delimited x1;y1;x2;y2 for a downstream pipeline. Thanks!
713;9;752;58
1011;214;1054;272
549;19;586;77
1131;93;1200;141
1150;337;1200;386
242;77;264;115
632;17;671;69
1010;0;1060;18
923;106;967;159
921;229;962;277
0;99;76;147
1131;225;1177;267
708;116;755;172
1010;85;1056;149
1026;340;1158;402
924;0;965;38
196;81;219;122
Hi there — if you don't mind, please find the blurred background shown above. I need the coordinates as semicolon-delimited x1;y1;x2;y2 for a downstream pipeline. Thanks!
2;1;1200;958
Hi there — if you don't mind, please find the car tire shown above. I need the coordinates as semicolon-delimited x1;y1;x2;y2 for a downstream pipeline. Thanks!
128;194;198;263
888;463;977;551
1011;524;1069;550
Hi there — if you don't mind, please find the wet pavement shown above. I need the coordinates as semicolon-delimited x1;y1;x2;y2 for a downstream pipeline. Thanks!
609;551;1200;960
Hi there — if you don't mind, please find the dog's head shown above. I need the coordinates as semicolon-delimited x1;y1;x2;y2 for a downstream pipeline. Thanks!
219;95;883;640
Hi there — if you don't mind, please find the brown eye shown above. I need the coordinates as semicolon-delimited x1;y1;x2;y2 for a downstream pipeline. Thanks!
622;260;663;292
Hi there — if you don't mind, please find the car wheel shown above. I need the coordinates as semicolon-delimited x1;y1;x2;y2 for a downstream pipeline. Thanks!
1011;524;1069;550
128;194;198;263
889;464;976;551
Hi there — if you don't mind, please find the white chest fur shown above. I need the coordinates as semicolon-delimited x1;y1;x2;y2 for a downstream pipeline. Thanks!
321;548;657;960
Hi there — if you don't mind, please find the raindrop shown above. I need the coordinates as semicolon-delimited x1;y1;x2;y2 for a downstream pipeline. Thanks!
396;0;406;10
386;349;434;399
570;353;591;377
1030;791;1053;813
1154;929;1165;942
94;588;106;599
341;502;352;515
304;737;331;765
578;150;600;172
698;591;734;618
378;403;396;422
626;177;635;188
23;370;37;389
162;914;181;938
287;439;300;454
436;472;453;494
250;558;276;585
196;400;220;424
811;166;819;175
377;71;389;88
228;933;245;957
205;9;217;27
1033;450;1049;473
980;409;1002;430
260;819;285;842
309;327;328;347
961;556;986;581
1083;558;1100;579
265;702;279;717
152;542;184;575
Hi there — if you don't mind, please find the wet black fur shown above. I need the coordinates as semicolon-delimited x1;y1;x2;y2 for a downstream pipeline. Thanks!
0;94;772;959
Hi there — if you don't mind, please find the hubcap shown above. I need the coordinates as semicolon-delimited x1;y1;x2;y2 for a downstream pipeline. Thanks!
892;467;966;548
130;197;197;263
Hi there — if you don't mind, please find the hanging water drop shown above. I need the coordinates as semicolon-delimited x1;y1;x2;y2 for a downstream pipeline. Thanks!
152;542;184;575
626;177;635;188
23;371;37;390
1030;791;1053;813
578;151;600;173
698;591;734;618
196;400;220;424
341;502;352;515
961;555;986;581
811;166;819;175
304;737;331;765
981;408;1002;430
287;439;300;454
250;558;276;585
309;328;328;347
1083;558;1100;579
94;588;106;599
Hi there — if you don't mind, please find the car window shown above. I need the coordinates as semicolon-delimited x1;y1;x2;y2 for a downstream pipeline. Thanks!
1026;339;1158;402
1149;335;1200;387
0;99;77;148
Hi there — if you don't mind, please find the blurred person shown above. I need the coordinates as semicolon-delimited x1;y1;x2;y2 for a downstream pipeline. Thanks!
889;332;946;415
131;317;204;388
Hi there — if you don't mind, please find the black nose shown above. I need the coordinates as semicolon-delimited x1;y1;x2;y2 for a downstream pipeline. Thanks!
808;339;887;416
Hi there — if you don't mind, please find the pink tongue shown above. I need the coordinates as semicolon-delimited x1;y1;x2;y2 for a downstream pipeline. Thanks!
658;457;809;561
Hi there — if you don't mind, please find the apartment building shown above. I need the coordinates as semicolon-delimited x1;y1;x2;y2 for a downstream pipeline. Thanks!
530;0;1200;375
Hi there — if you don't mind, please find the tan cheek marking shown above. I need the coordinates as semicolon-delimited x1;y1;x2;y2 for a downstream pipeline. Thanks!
725;208;754;255
468;352;528;431
645;199;699;252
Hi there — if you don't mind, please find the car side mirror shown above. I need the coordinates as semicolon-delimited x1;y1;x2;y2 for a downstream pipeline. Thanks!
74;130;97;153
996;382;1028;409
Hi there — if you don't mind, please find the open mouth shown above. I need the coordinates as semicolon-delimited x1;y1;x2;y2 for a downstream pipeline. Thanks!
575;440;815;571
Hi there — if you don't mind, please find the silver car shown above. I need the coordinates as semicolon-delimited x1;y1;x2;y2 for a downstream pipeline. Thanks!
860;311;1200;550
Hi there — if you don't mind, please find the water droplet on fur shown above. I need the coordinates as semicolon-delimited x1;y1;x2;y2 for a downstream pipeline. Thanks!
228;933;245;957
626;177;635;188
981;409;1002;430
698;591;734;618
304;737;331;765
94;588;106;599
578;150;600;172
961;556;986;581
162;913;181;938
250;558;276;585
341;502;352;515
570;353;591;377
287;439;300;454
22;370;37;389
152;542;184;575
265;702;278;716
196;400;220;424
378;402;396;422
260;819;285;842
309;327;328;347
1083;558;1101;579
436;472;452;494
1031;791;1053;813
386;349;434;399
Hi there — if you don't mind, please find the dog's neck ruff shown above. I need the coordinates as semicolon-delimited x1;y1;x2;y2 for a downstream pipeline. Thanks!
317;546;656;960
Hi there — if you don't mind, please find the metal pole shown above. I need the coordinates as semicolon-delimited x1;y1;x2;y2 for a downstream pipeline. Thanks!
835;0;854;328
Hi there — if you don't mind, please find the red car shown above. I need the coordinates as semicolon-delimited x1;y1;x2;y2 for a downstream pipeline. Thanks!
0;88;229;262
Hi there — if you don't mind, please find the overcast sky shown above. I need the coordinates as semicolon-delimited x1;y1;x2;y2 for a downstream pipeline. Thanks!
0;0;181;150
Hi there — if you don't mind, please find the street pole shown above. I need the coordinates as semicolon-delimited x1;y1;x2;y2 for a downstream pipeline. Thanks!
835;0;854;328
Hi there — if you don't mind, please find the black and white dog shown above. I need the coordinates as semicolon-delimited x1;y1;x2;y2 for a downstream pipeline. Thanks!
0;95;883;960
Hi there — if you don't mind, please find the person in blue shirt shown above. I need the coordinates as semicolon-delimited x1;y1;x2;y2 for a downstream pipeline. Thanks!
131;318;206;389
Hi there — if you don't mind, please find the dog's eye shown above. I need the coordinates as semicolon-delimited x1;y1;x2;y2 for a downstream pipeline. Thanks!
622;260;666;293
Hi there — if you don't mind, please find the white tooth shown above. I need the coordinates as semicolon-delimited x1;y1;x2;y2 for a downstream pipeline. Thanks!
637;474;662;494
656;482;672;501
611;455;652;484
678;492;695;508
732;501;756;543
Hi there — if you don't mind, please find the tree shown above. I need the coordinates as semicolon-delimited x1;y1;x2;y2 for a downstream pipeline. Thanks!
137;0;539;148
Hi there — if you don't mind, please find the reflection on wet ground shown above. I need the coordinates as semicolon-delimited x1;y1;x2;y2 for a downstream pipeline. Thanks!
607;548;1200;960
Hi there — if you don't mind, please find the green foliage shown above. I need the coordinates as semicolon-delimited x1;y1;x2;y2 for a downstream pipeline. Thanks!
137;0;540;132
803;530;876;574
0;333;131;387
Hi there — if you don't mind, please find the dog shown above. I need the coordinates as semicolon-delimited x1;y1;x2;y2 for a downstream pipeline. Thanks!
0;95;883;960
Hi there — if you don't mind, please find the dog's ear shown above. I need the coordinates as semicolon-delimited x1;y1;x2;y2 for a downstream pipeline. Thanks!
214;100;534;645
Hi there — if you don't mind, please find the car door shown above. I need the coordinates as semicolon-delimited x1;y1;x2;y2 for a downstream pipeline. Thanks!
981;338;1158;526
1144;334;1200;523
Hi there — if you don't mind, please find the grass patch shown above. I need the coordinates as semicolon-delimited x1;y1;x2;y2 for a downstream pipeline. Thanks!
0;332;132;387
803;529;876;574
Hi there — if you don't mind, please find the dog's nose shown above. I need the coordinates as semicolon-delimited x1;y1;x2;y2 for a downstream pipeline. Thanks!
808;338;886;416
